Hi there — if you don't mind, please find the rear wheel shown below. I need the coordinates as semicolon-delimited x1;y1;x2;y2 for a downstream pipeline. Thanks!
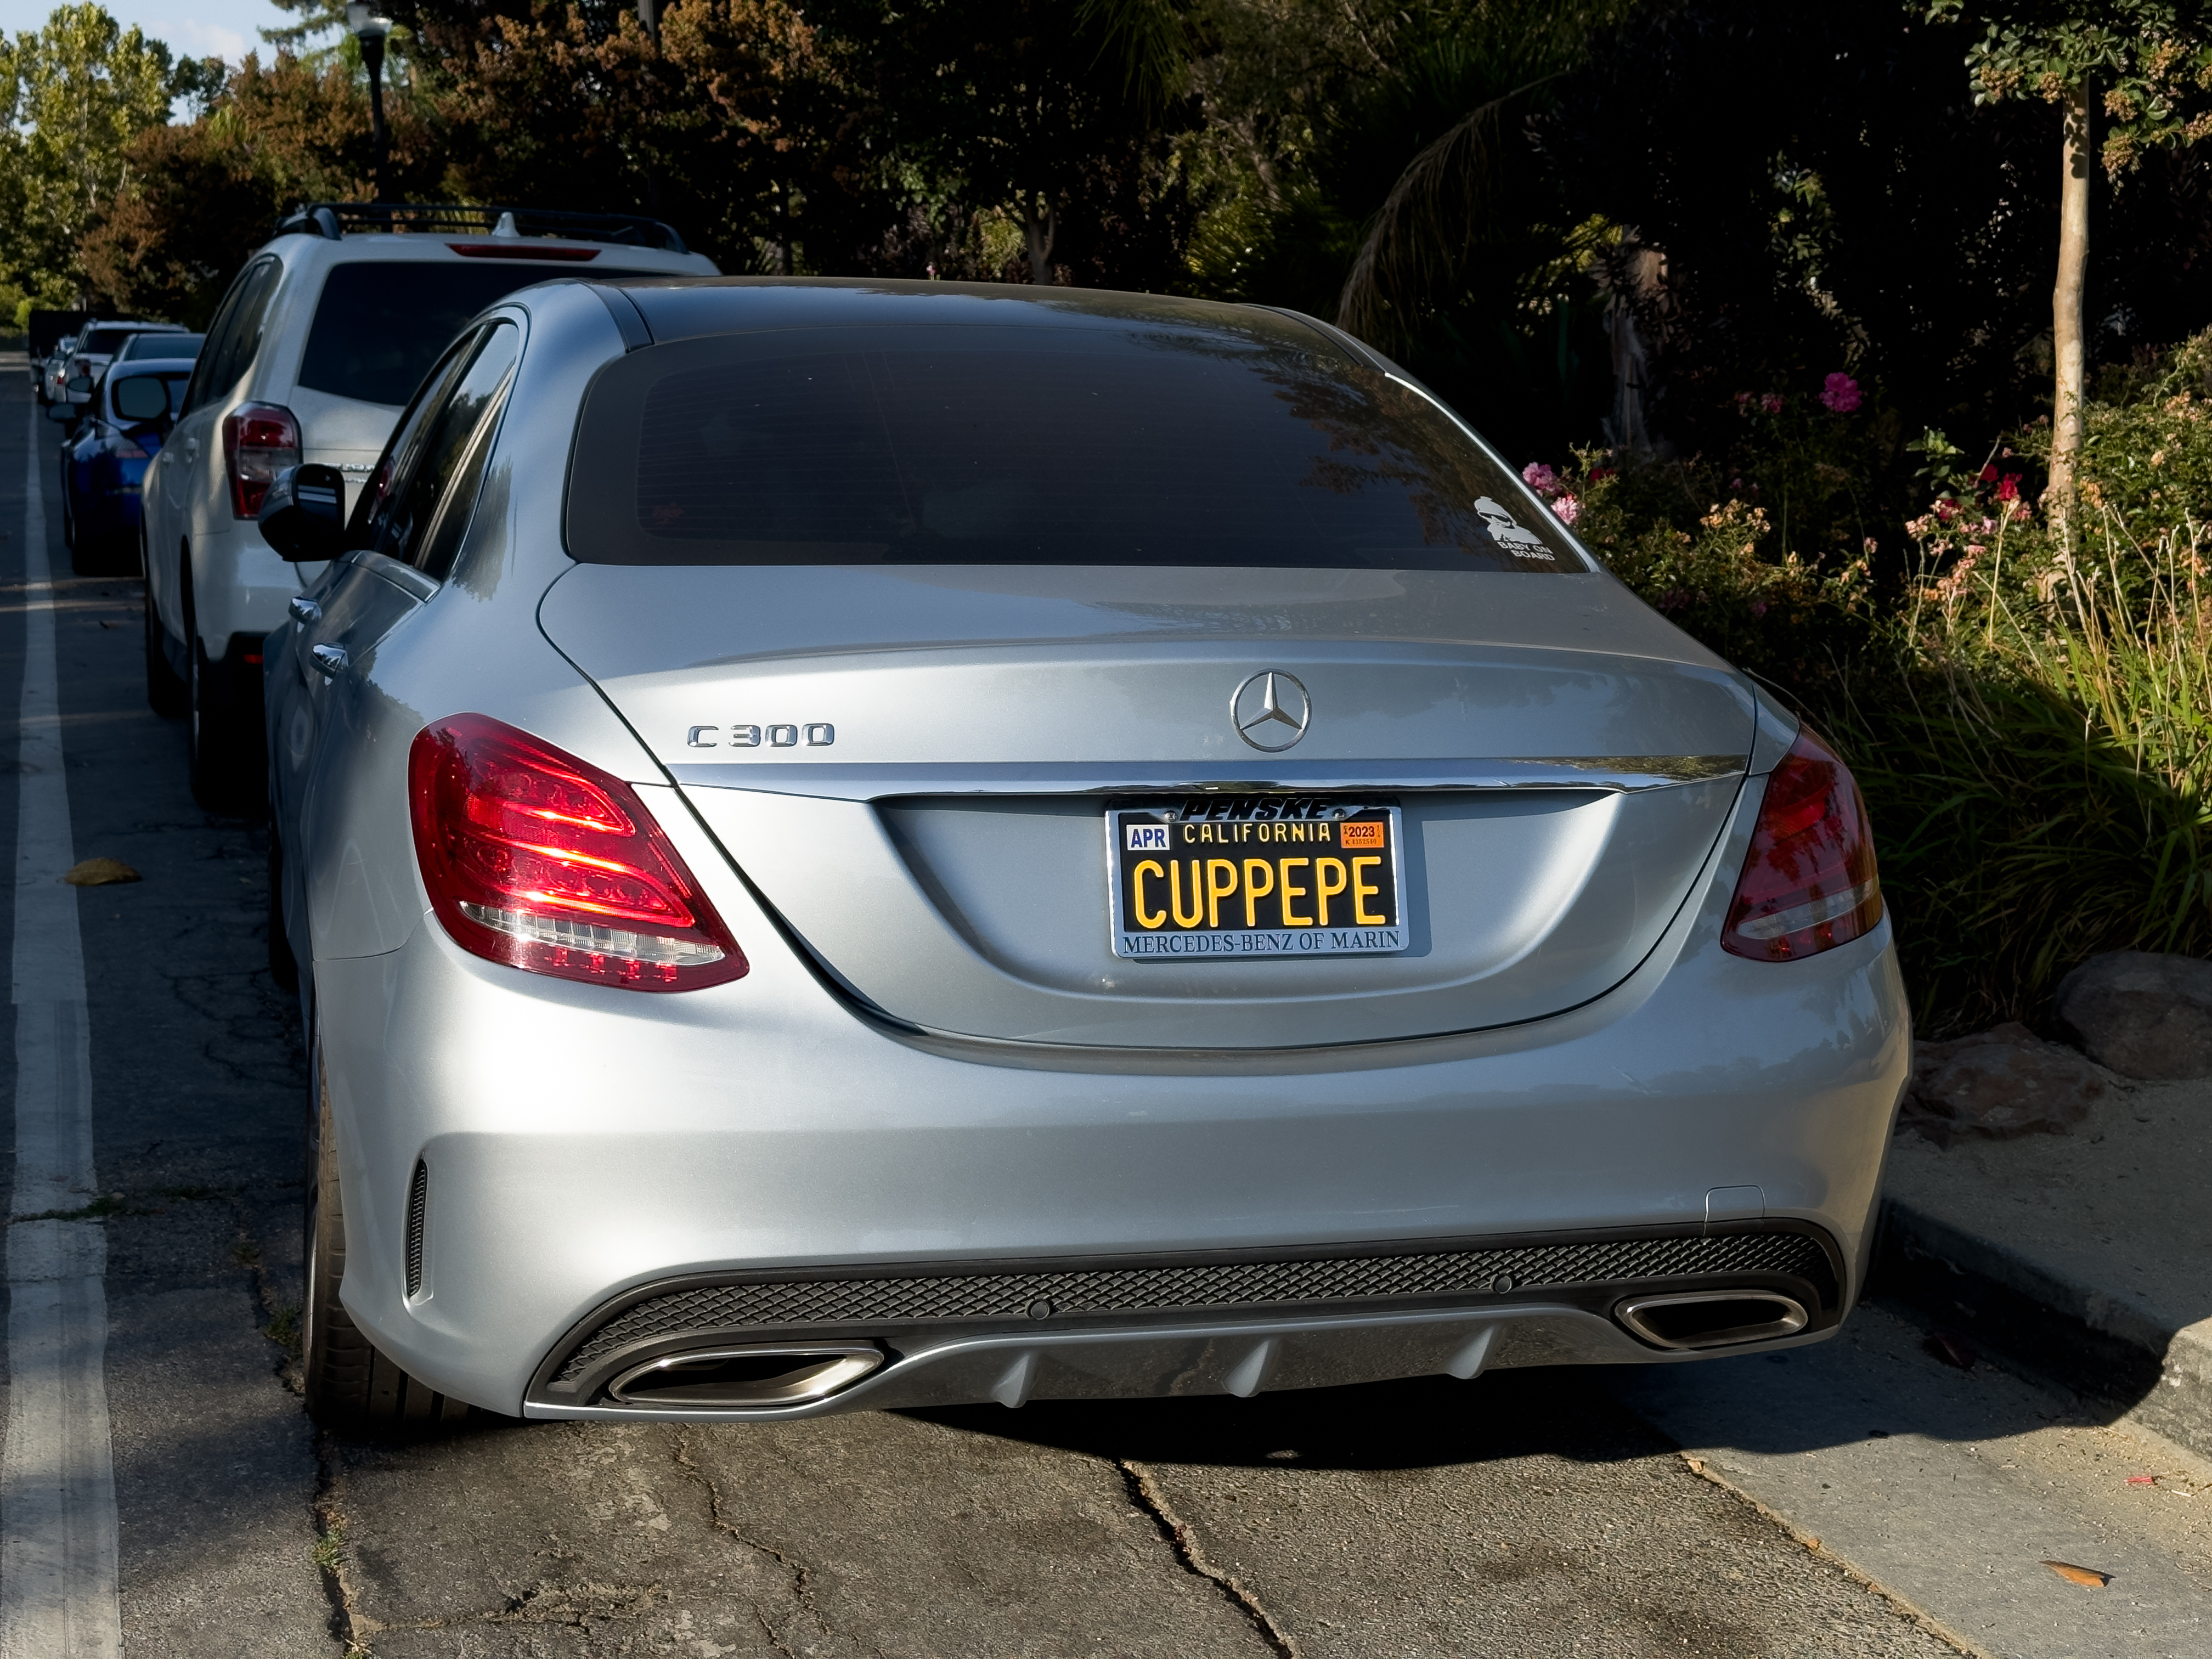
143;568;186;716
182;561;255;811
302;1048;469;1432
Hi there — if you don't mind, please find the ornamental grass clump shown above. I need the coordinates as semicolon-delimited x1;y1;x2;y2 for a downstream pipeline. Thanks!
1833;331;2212;1031
1540;335;2212;1032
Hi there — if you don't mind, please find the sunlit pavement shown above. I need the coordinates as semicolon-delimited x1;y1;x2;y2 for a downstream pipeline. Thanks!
2;375;2203;1658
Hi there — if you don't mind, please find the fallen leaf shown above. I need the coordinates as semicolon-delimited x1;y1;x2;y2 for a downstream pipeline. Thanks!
2042;1560;2111;1588
1923;1330;1977;1370
62;857;139;887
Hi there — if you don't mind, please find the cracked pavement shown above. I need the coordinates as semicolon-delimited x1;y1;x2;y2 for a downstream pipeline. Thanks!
6;380;2206;1658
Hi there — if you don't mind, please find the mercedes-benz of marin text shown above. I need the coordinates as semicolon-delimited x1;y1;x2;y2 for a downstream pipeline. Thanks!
255;277;1908;1430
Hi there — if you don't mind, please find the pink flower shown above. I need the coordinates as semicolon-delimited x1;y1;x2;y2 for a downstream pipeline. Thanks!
1749;600;1769;619
1995;475;2021;503
1819;373;1861;414
1759;393;1784;415
1551;494;1580;526
1522;462;1561;498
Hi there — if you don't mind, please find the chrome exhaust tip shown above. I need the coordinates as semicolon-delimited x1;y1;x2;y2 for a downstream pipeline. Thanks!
607;1342;884;1408
1616;1290;1809;1351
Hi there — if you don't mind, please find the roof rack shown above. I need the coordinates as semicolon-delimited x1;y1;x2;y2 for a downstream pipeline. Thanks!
272;201;687;255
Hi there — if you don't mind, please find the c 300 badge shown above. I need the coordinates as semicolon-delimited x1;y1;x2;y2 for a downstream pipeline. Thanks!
685;724;834;749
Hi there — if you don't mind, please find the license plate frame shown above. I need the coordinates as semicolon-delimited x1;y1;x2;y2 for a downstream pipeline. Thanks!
1105;801;1409;961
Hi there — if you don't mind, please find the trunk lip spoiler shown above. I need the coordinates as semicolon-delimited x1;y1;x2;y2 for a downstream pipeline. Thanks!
663;754;1746;800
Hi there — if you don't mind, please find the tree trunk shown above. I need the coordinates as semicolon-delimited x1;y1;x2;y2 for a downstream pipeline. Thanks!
2048;83;2091;529
1020;195;1057;285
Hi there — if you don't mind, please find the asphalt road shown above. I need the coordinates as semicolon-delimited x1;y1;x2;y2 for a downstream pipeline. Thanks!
3;375;2204;1659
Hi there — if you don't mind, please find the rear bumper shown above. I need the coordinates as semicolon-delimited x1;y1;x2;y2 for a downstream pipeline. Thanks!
315;802;1911;1417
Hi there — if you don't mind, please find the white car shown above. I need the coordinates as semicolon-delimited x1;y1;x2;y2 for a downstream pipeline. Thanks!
139;202;717;806
50;319;189;408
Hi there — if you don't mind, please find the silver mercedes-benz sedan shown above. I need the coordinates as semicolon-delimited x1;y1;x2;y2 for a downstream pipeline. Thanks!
258;278;1907;1430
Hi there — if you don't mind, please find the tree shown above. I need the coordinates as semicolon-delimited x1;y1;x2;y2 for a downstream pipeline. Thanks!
848;0;1192;284
0;3;196;312
83;50;437;325
1925;1;2212;518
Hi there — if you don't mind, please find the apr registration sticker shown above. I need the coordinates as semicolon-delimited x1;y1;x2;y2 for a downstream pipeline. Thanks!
1107;802;1407;960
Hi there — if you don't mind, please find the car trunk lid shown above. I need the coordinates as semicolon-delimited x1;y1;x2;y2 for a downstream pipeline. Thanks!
539;563;1756;1048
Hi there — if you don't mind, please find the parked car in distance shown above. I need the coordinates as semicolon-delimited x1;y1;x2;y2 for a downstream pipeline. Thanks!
55;357;194;575
37;334;78;403
29;308;90;394
51;320;190;409
116;331;205;363
260;276;1907;1433
140;201;718;808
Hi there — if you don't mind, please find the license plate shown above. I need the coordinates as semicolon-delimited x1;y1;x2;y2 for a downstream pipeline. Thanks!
1107;802;1407;960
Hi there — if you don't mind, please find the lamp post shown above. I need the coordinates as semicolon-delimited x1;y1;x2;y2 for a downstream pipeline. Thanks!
345;3;394;201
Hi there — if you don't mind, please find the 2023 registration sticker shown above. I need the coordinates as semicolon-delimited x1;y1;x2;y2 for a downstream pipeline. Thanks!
1107;802;1407;959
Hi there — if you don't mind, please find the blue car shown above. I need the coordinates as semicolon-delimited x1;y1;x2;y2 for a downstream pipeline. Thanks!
57;357;195;574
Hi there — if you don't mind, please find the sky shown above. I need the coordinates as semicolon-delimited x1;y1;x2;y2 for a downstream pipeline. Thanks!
0;0;324;65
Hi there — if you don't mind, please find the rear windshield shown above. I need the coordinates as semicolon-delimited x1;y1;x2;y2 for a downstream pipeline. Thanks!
117;332;200;361
565;324;1585;571
79;328;133;357
298;261;658;407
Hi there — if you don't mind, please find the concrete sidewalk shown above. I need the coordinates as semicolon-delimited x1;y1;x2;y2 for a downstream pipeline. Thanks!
1875;1076;2212;1458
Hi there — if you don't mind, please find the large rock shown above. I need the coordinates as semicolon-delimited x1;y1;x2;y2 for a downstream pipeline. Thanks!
2054;951;2212;1079
1903;1022;2109;1142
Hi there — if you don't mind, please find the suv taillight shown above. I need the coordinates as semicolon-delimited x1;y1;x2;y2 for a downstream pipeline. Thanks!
1720;725;1883;961
408;714;749;991
223;401;301;518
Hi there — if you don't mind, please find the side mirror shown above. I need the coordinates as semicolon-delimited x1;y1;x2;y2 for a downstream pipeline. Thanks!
258;463;350;561
45;400;77;424
65;375;92;397
111;377;171;424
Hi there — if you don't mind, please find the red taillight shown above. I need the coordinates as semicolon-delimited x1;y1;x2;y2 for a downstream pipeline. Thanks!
223;401;302;518
1720;725;1883;962
408;714;749;992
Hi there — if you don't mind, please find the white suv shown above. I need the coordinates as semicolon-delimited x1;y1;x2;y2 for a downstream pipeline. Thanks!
139;202;716;806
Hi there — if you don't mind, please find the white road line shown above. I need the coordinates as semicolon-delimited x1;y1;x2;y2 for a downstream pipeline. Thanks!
1;407;120;1655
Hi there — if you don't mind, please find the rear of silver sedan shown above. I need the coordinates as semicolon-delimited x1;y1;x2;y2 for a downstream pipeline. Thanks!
288;279;1908;1427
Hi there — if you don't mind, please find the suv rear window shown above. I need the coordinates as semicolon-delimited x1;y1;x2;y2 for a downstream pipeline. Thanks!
564;324;1586;572
117;332;201;360
298;261;653;407
80;328;133;356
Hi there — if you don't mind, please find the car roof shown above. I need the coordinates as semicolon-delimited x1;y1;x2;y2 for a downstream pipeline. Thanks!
106;358;198;372
589;276;1340;353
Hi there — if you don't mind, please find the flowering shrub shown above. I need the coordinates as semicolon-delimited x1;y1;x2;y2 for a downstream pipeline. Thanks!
1841;331;2212;1030
1522;460;1581;527
1542;334;2212;1030
1561;464;1874;679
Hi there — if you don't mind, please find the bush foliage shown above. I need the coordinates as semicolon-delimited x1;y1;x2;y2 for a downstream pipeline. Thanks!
1551;333;2212;1034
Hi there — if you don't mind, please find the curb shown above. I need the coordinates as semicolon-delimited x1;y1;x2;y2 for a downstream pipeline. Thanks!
1870;1195;2210;1460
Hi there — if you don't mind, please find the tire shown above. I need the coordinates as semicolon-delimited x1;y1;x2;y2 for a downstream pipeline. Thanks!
182;561;256;812
143;568;187;716
268;831;298;993
302;1047;470;1432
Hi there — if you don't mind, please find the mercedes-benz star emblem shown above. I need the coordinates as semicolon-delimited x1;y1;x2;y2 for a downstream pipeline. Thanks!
1231;671;1311;752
